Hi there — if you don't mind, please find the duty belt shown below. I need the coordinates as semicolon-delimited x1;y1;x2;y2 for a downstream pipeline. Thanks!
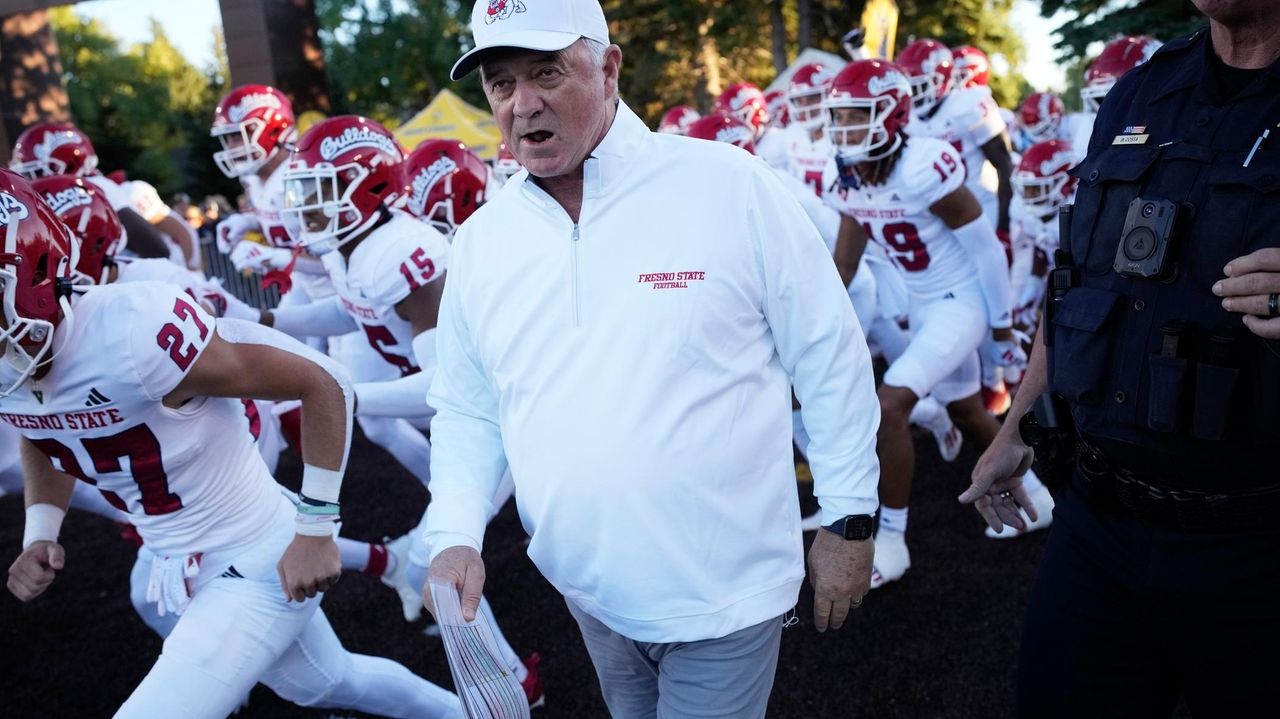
1074;440;1280;532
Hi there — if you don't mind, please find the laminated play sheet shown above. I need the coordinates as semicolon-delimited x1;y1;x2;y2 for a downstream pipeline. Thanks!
428;577;531;719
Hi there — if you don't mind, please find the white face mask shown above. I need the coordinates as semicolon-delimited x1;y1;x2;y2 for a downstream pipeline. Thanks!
282;163;369;256
0;215;76;397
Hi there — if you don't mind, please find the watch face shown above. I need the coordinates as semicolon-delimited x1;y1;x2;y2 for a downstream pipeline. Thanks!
845;514;876;540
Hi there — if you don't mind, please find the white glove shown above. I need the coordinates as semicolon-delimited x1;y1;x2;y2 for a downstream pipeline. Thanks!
216;213;260;254
145;553;201;617
229;242;294;272
985;335;1028;376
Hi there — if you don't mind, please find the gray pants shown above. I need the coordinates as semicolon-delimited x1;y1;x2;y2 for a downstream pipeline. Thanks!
567;601;783;719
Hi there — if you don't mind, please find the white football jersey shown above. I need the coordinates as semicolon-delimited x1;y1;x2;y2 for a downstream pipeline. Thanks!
0;282;281;556
1010;199;1061;255
1009;199;1060;327
825;137;980;303
773;124;837;197
1067;111;1096;157
754;126;789;170
116;258;252;320
240;163;295;250
911;86;1006;201
84;174;134;215
321;211;450;376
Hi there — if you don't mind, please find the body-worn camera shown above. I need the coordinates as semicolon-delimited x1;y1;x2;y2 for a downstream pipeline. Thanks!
1113;198;1182;279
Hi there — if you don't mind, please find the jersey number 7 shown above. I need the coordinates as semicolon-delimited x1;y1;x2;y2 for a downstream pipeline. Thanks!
30;424;182;516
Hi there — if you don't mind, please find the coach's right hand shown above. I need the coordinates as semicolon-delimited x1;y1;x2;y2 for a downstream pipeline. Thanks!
424;545;486;622
7;541;64;602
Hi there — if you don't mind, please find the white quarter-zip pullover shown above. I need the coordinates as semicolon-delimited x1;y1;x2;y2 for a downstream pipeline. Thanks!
423;102;880;643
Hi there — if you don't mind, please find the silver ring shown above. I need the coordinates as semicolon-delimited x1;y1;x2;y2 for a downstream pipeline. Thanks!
1269;293;1279;318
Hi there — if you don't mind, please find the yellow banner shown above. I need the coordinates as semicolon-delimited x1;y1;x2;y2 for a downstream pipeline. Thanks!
862;0;899;60
393;89;502;160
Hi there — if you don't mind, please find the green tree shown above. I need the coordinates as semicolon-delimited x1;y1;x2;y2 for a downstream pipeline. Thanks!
315;0;474;125
50;8;234;199
896;0;1026;108
1039;0;1202;60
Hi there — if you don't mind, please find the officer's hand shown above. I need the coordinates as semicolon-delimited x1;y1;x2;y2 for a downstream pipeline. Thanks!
277;534;341;602
1215;248;1280;339
423;545;485;623
7;541;64;602
807;530;873;632
959;436;1036;533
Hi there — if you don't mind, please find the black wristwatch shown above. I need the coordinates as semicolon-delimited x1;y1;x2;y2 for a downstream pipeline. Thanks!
821;512;878;540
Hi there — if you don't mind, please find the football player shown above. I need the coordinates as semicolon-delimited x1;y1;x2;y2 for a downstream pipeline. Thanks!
402;139;491;240
0;169;463;718
899;39;1013;238
213;87;439;502
1076;35;1163;149
898;39;1019;414
951;45;991;91
30;172;421;642
822;60;1052;585
1007;140;1078;357
8;123;180;264
767;63;841;195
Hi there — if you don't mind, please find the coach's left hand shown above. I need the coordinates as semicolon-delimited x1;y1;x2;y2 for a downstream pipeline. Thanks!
1215;248;1280;339
278;534;342;602
807;530;873;632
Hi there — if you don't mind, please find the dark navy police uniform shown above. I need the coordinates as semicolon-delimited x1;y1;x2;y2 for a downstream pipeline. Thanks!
1022;28;1280;718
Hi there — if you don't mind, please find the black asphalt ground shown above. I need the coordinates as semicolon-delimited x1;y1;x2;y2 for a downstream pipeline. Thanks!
0;427;1050;718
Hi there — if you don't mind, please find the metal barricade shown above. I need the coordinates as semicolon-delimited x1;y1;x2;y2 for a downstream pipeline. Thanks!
200;237;281;310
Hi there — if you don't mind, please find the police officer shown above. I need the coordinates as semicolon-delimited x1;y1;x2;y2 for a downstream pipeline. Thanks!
961;0;1280;716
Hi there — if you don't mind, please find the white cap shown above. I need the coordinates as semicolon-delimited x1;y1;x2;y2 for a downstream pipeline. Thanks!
451;0;610;81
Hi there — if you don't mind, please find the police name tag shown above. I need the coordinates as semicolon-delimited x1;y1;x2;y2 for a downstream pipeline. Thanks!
1114;125;1150;145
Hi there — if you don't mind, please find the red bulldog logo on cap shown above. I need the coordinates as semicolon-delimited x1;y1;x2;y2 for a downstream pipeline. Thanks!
486;0;527;24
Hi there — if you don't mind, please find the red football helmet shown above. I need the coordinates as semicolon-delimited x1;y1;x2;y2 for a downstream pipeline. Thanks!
686;114;757;154
403;139;489;238
897;39;955;116
788;63;838;131
952;45;990;89
210;84;297;178
1013;140;1079;215
823;59;913;163
281;116;404;255
9;123;99;180
0;169;79;396
714;83;770;140
1081;36;1161;113
32;175;125;286
493;142;523;184
764;90;790;129
1019;92;1066;143
658;106;701;135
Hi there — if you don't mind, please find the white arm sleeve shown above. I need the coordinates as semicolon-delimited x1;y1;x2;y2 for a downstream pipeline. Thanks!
423;240;508;560
355;328;437;418
354;368;435;418
215;318;355;478
952;216;1014;329
269;295;358;338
